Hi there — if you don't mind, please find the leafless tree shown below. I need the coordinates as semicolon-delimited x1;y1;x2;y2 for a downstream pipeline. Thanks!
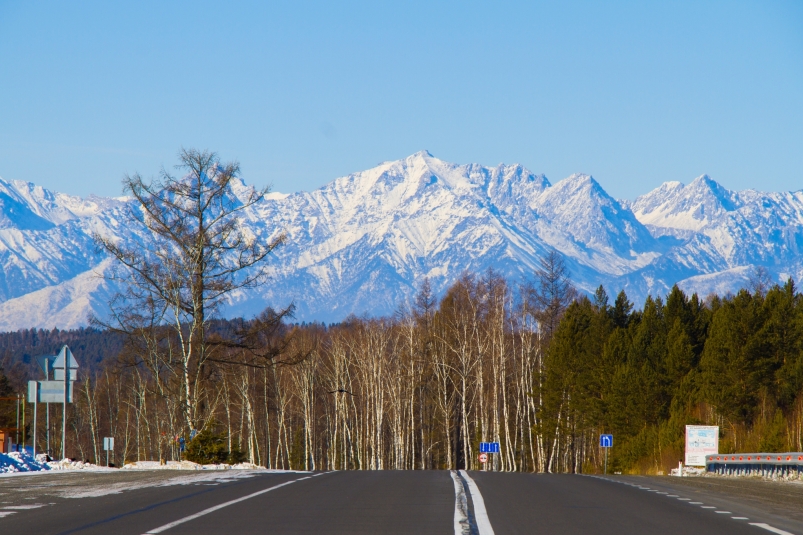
94;148;287;434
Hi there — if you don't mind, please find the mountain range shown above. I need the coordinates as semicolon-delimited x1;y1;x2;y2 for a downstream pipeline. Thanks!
0;151;800;331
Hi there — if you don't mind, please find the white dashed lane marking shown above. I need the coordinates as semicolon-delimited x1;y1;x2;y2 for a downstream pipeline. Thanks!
749;523;795;535
587;475;797;534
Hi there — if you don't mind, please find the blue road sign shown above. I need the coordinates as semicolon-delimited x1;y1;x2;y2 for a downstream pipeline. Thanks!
600;434;613;448
480;442;501;453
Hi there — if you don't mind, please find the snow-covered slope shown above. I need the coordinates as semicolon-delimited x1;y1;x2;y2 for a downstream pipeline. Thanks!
0;153;800;330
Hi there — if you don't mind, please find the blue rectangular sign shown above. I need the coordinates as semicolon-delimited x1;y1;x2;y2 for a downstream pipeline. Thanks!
480;442;501;453
600;434;613;448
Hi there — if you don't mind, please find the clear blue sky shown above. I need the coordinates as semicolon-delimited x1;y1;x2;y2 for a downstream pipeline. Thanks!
1;1;801;199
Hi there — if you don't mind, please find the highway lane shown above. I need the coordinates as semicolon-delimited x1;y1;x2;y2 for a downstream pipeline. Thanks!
0;471;303;535
2;469;801;534
157;470;455;535
472;471;802;535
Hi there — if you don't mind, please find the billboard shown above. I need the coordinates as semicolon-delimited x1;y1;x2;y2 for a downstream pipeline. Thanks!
685;425;719;466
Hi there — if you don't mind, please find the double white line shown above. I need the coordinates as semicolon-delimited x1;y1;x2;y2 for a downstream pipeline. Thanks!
451;470;495;535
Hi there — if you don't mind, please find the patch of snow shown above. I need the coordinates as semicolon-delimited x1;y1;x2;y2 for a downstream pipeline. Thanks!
0;451;50;473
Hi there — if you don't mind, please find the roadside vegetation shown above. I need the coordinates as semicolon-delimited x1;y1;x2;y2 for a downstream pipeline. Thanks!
3;266;801;474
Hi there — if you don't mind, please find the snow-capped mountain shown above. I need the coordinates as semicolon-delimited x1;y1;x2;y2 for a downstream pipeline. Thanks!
0;151;801;331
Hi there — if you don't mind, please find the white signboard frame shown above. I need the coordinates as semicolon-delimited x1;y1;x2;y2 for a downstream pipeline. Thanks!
685;425;719;466
28;380;75;403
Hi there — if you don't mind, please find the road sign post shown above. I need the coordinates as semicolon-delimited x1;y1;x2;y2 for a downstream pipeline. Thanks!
600;434;613;475
37;355;57;455
479;442;501;470
53;346;78;460
103;437;114;467
28;346;78;461
27;381;39;457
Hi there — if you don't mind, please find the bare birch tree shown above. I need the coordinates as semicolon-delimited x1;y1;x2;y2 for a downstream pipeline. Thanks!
94;148;286;435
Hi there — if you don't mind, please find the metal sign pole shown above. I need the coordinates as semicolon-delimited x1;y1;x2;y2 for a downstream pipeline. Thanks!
32;392;37;457
63;348;68;461
16;395;20;447
604;447;608;475
46;357;50;455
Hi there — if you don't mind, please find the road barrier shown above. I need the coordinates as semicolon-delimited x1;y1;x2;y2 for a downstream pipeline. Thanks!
705;452;803;479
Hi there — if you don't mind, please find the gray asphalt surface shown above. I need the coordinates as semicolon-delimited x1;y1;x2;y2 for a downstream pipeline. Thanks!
473;472;803;534
1;469;801;534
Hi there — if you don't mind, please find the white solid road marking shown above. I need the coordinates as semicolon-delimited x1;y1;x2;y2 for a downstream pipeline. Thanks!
450;471;470;535
459;471;495;535
141;473;329;534
749;523;796;535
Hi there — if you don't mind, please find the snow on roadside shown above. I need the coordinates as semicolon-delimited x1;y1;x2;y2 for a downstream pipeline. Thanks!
1;451;115;475
0;452;50;473
121;460;307;472
121;460;274;471
55;466;310;498
46;458;112;471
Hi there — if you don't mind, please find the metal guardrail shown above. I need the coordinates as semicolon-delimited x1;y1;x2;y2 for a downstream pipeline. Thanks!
706;452;803;478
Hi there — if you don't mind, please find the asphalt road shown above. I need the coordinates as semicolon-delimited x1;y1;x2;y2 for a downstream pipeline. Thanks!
1;469;801;535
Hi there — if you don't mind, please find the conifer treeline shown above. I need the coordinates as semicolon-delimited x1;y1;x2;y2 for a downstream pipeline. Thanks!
3;271;803;474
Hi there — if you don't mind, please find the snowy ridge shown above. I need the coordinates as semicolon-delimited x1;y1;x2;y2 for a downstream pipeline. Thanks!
0;153;801;329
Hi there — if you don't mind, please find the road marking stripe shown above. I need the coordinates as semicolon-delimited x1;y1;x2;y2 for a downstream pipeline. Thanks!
582;474;777;529
141;473;328;534
459;471;495;535
749;524;795;535
450;471;470;535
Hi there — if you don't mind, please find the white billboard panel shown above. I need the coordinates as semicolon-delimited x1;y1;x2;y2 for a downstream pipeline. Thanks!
685;425;719;466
